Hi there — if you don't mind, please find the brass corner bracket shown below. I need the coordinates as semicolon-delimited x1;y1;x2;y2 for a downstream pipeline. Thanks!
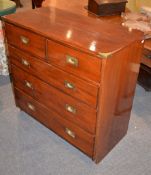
98;52;113;59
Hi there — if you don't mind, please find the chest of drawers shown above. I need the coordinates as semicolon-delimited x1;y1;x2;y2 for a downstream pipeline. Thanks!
2;7;143;163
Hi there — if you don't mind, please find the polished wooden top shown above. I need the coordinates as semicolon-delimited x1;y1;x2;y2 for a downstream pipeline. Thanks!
2;6;143;58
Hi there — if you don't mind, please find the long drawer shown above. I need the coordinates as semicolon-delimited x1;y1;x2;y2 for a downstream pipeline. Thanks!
8;45;98;108
47;39;101;83
5;23;46;59
12;65;97;134
15;88;94;157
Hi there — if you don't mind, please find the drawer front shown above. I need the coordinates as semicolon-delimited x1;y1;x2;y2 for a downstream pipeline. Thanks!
47;40;101;82
15;88;94;157
12;65;97;134
5;23;45;59
8;45;98;108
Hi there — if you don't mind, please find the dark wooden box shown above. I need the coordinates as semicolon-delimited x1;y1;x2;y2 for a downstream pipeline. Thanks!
138;64;151;91
88;0;127;16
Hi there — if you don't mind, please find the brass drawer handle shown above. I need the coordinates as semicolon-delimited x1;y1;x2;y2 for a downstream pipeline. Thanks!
65;104;76;114
65;128;75;138
66;55;78;67
21;59;30;67
20;36;30;45
64;80;75;90
25;80;33;89
27;103;35;111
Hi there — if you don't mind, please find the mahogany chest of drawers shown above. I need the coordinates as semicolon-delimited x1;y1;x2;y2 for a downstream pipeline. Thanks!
2;7;143;163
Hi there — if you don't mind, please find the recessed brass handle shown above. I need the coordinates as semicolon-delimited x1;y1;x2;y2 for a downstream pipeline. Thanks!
64;80;75;90
21;59;30;67
27;103;35;111
20;36;30;45
65;128;75;138
25;80;33;89
66;55;78;67
65;104;76;114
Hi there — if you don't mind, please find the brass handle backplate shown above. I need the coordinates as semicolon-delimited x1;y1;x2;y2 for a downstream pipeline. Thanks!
64;80;75;90
66;55;78;67
25;80;33;89
21;59;30;67
65;128;75;138
65;104;76;114
20;36;30;45
27;103;35;111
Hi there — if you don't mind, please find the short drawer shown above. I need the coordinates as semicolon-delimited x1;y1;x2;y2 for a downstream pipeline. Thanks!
15;88;94;157
5;23;45;59
47;39;101;83
12;65;97;134
8;45;99;108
